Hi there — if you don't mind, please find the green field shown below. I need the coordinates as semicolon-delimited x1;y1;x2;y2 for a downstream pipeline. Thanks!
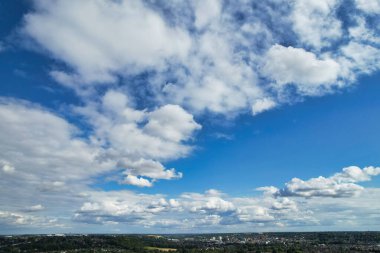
145;246;177;252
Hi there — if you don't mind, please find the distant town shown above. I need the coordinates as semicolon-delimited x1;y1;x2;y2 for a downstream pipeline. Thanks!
1;232;380;252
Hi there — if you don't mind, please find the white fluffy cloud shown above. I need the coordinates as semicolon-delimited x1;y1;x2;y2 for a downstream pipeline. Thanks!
24;0;191;85
0;96;201;233
274;166;380;198
349;18;380;44
2;0;380;233
120;158;182;181
1;160;379;232
355;0;380;14
0;98;114;228
279;177;364;198
192;0;222;29
72;90;200;186
291;0;342;49
0;98;109;183
74;191;174;225
341;42;380;75
144;104;201;142
74;177;380;230
76;90;200;163
162;28;266;114
251;98;277;115
123;175;153;188
0;211;62;228
21;0;380;116
262;45;340;95
180;190;236;214
332;166;380;182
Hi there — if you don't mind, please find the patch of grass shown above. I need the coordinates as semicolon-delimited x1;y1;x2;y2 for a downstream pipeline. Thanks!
144;246;177;252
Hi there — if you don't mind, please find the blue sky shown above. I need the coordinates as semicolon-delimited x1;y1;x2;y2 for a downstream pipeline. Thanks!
1;0;380;234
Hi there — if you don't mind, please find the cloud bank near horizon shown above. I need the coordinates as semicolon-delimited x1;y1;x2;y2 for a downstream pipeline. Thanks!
0;98;379;231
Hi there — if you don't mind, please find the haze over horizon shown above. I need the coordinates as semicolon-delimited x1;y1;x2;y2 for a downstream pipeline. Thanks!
1;0;380;234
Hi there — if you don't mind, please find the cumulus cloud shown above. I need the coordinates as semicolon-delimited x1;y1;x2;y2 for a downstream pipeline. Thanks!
2;0;380;233
5;165;374;231
0;98;114;229
262;45;340;95
120;158;182;182
341;42;380;75
73;189;269;228
274;166;380;198
0;96;202;234
332;166;380;182
0;210;62;228
0;94;200;202
236;206;274;223
162;30;266;114
144;104;201;142
23;0;191;85
251;98;277;115
349;18;380;44
180;190;236;214
291;0;342;49
192;0;222;29
279;177;364;198
72;90;200;186
123;175;153;188
75;90;200;162
20;0;380;116
22;0;270;115
0;99;379;231
355;0;380;14
73;188;291;229
0;98;110;183
74;191;171;225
